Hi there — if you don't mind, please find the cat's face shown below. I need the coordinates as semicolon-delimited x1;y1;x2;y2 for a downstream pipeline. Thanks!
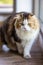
14;12;39;32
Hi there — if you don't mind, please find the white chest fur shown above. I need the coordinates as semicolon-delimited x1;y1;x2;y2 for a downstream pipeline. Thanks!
15;15;40;59
16;28;40;59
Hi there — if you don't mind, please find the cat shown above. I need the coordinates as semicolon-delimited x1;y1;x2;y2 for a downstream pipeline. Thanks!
0;12;40;59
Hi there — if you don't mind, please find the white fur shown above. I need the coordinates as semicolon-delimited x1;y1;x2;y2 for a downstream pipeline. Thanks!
21;19;31;31
2;44;10;52
15;17;40;59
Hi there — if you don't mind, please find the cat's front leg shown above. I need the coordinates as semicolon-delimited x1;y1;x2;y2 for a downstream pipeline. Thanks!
23;44;31;59
16;42;23;54
23;40;34;59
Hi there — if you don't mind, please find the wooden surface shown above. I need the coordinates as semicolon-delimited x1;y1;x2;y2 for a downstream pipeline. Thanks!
0;50;43;65
0;22;43;65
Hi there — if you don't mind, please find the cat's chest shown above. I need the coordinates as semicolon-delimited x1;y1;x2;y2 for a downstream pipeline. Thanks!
16;29;36;40
21;39;32;47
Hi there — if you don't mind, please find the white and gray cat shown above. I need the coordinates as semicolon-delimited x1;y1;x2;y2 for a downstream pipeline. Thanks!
2;12;40;59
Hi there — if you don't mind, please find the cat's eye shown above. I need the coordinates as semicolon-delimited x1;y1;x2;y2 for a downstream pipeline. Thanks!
28;23;31;26
19;22;24;26
21;23;24;26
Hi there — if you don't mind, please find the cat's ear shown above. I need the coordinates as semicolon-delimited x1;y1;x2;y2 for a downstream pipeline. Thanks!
13;14;23;26
20;13;23;18
28;13;33;19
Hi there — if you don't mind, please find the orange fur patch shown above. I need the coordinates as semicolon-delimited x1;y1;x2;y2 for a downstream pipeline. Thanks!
15;13;39;30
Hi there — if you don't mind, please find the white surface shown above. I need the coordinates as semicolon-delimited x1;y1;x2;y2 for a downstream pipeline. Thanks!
40;0;43;22
0;16;8;21
0;4;13;13
0;8;13;13
16;0;32;13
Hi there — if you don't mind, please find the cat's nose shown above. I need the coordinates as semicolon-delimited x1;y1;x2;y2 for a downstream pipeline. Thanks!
24;25;31;31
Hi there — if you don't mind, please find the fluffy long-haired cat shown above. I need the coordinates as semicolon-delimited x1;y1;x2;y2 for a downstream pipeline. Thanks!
0;12;40;59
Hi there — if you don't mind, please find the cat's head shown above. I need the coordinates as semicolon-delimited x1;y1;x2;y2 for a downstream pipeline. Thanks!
13;12;39;32
8;12;40;34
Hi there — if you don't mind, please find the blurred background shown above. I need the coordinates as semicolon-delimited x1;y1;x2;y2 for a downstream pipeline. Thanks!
0;0;43;24
0;0;43;50
0;1;43;64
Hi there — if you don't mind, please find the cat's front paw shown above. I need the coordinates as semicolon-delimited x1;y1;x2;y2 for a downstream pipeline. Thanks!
24;53;31;59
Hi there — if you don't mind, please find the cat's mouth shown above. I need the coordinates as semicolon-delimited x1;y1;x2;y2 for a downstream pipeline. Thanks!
22;28;31;32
